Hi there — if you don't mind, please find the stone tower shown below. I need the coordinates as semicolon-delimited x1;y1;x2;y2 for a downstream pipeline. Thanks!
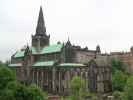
32;6;50;51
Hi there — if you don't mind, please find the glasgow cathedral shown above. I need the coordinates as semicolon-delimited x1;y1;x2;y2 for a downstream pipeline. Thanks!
9;6;112;95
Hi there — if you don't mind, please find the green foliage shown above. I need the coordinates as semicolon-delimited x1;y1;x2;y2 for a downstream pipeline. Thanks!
0;66;15;89
14;83;29;100
0;67;16;100
0;89;15;100
112;70;127;91
123;76;133;100
111;59;133;100
27;84;47;100
111;58;126;73
66;76;96;100
0;62;47;100
71;76;84;93
112;91;123;100
7;82;47;100
70;76;86;100
111;58;129;92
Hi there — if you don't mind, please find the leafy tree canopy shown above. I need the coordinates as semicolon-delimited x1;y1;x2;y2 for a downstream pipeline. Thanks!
0;66;15;89
0;62;47;100
68;76;93;100
123;76;133;100
111;58;126;73
112;70;127;91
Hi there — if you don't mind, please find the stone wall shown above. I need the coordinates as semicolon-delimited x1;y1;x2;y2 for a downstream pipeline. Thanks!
74;50;96;63
110;52;133;73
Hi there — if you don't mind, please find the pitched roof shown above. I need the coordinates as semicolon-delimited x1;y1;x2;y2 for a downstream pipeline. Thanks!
32;44;63;55
32;61;55;67
14;51;25;58
41;44;63;54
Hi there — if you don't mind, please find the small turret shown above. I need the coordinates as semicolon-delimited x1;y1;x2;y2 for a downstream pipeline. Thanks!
96;45;101;54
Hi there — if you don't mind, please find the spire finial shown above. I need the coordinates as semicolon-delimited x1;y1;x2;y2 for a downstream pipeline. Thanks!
66;36;71;45
68;36;70;42
67;32;70;41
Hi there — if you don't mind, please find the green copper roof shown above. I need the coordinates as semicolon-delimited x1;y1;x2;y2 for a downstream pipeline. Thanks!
14;51;25;58
41;44;63;54
59;63;86;67
8;63;22;67
32;61;55;67
32;44;63;55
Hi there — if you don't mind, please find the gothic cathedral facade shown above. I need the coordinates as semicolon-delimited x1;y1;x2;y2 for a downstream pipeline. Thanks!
9;6;112;95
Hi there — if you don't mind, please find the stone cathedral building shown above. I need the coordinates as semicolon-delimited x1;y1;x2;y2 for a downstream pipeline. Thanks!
9;6;112;95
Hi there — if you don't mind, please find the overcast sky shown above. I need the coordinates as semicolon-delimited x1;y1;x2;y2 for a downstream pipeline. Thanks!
0;0;133;61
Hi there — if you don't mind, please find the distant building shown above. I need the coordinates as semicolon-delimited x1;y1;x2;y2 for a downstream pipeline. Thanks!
9;6;112;95
110;46;133;73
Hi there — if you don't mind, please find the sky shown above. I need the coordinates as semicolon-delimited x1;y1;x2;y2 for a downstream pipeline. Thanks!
0;0;133;61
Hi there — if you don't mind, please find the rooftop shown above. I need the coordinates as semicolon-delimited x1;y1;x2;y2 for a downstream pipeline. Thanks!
32;43;63;55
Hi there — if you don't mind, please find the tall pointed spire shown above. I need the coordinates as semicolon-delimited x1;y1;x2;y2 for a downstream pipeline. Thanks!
36;6;46;36
32;6;50;48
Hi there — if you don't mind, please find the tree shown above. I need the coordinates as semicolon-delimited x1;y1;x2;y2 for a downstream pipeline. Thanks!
0;88;15;100
7;82;47;100
112;70;127;91
0;66;15;89
0;66;16;100
111;58;126;73
0;65;47;100
69;76;87;100
27;84;47;100
13;82;29;100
